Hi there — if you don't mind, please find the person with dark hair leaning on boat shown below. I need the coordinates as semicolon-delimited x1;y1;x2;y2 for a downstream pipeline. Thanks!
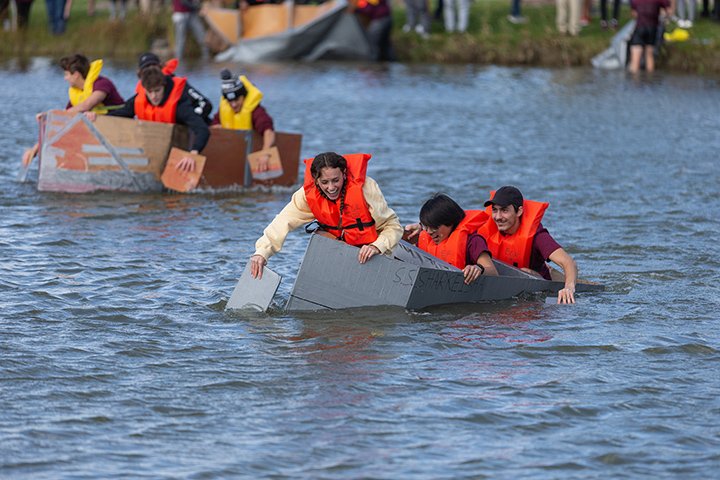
211;69;276;173
249;152;403;279
135;52;213;125
479;186;578;304
92;65;212;173
404;193;499;285
22;53;124;167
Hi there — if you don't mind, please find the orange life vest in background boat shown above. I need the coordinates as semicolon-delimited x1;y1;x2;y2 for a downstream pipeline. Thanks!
303;153;378;247
134;76;186;123
477;195;549;269
162;58;179;75
417;210;490;269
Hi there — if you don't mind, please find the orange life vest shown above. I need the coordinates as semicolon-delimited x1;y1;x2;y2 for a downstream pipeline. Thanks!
303;153;378;247
477;194;549;269
134;75;186;123
417;210;490;269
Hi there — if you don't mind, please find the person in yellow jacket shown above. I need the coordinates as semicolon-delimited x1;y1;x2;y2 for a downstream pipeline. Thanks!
211;69;276;173
22;53;124;167
249;152;403;279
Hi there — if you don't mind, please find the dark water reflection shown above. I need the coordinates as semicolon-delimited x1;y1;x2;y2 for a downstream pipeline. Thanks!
1;60;719;478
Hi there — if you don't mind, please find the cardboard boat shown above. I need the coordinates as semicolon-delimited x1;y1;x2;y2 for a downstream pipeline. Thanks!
33;110;302;193
227;234;605;312
204;0;371;63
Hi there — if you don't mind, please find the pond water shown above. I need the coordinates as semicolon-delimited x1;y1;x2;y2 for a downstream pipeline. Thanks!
1;59;719;478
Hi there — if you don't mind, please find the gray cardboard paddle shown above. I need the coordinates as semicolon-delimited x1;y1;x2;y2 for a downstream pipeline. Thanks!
226;263;281;312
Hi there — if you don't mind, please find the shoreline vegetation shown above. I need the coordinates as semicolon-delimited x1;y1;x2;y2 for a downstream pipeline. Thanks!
2;0;720;76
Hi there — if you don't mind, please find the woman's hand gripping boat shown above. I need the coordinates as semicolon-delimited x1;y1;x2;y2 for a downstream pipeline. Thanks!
226;233;605;312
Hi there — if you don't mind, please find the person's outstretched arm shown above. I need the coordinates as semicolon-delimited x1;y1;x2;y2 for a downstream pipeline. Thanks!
548;247;577;304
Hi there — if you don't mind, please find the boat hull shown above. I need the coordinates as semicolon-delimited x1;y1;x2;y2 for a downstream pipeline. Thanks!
286;234;604;311
36;110;301;193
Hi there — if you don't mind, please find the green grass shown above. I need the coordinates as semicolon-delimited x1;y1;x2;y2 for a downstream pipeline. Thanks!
2;0;719;75
1;0;172;60
393;0;720;74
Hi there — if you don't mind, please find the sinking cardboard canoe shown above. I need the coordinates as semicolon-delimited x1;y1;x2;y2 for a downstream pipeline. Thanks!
35;110;302;193
283;234;604;311
207;0;371;63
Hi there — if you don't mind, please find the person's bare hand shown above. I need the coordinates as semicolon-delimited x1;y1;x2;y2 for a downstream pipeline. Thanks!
462;264;482;285
84;111;98;122
358;245;380;264
557;287;576;304
22;145;38;167
176;156;196;173
256;154;270;172
403;223;421;242
249;255;267;279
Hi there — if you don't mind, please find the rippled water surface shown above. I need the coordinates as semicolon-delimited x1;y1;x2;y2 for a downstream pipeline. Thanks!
1;60;720;478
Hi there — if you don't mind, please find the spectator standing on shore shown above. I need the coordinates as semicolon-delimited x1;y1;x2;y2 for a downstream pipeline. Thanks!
628;0;671;73
13;0;35;28
580;0;591;26
508;0;527;23
45;0;66;34
556;0;581;35
676;0;695;27
172;0;209;61
109;0;128;20
402;0;431;38
355;0;395;61
600;0;621;29
444;0;470;32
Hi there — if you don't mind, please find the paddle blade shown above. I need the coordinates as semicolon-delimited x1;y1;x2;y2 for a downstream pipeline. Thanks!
161;147;206;192
226;263;281;312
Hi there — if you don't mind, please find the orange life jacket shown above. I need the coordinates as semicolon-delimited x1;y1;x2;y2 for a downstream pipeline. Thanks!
417;210;489;269
303;153;378;247
134;75;186;123
477;194;549;269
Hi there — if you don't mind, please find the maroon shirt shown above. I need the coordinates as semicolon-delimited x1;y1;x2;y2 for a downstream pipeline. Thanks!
473;223;562;280
631;0;670;28
172;0;199;13
355;0;390;20
65;76;125;110
211;104;274;136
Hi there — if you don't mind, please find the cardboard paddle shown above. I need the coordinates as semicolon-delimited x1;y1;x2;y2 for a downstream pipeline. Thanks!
247;146;283;181
226;263;281;312
161;147;206;192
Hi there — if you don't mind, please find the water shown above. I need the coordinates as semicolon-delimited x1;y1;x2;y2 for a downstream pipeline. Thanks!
1;59;720;478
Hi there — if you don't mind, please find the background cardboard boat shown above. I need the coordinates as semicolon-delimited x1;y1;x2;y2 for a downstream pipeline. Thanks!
30;110;301;193
204;0;372;63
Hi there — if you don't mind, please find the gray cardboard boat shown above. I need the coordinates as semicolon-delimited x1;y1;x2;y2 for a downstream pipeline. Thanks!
228;233;604;312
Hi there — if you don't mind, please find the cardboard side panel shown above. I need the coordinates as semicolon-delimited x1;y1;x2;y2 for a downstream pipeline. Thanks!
95;116;175;177
241;5;289;39
200;128;249;188
37;112;173;193
293;2;337;28
203;7;240;44
286;234;415;311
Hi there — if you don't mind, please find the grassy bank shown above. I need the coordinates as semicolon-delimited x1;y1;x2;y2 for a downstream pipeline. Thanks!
2;0;720;75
